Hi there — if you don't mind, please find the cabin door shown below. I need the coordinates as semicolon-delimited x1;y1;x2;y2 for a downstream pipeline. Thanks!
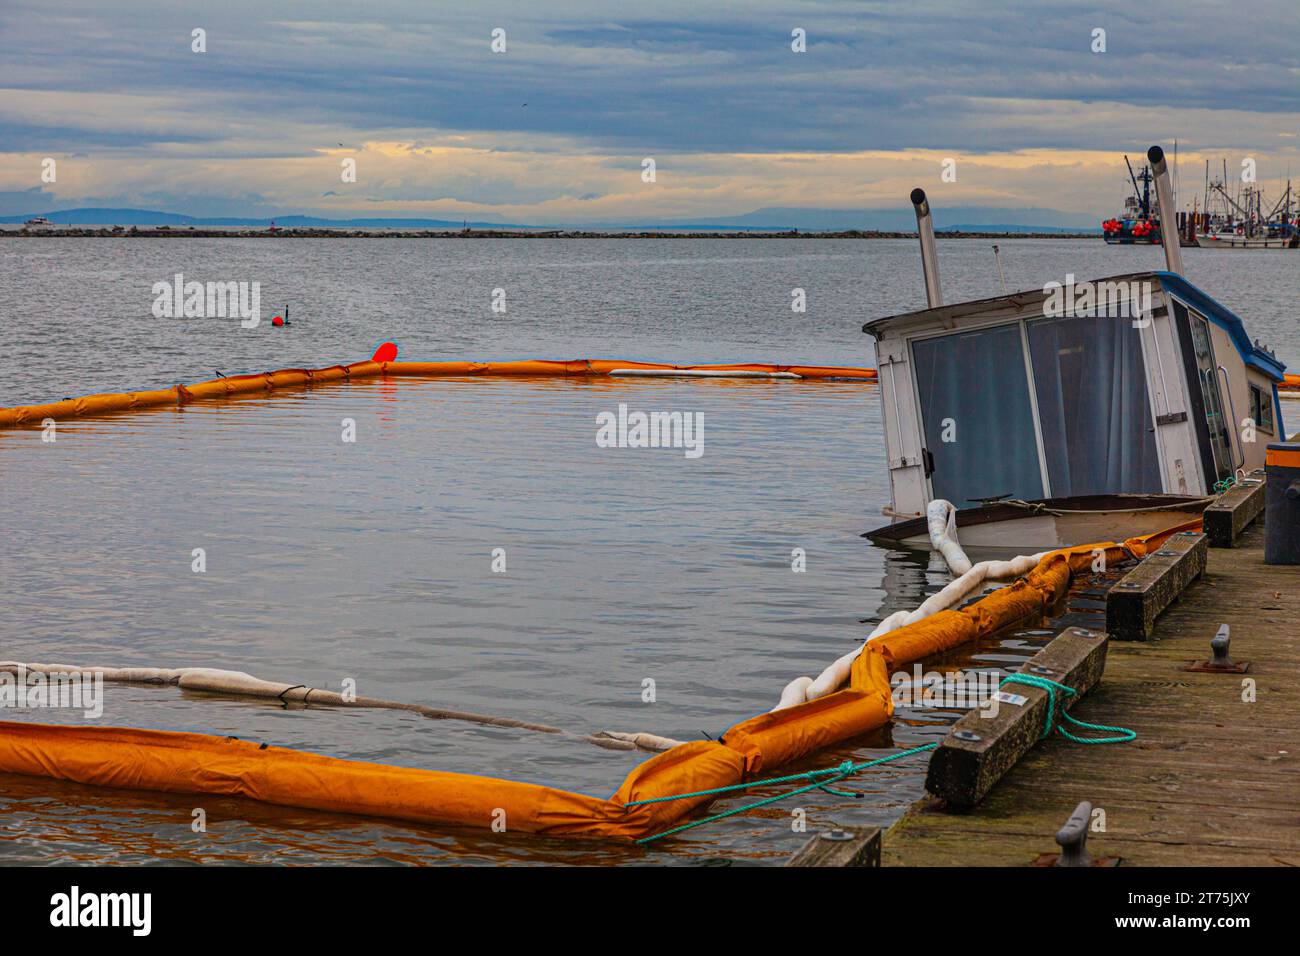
1171;300;1235;486
910;324;1045;506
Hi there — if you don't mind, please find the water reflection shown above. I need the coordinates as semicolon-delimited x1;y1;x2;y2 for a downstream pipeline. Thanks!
4;233;1272;863
0;375;1132;864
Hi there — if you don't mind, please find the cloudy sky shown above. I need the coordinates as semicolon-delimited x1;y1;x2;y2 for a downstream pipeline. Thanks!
1;0;1297;224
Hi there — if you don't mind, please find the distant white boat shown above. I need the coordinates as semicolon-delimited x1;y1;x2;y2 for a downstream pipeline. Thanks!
1195;229;1296;249
1194;166;1299;248
23;216;51;227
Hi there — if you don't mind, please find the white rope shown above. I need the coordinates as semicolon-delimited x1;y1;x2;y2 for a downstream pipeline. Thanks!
927;499;972;575
0;661;681;752
772;500;1047;711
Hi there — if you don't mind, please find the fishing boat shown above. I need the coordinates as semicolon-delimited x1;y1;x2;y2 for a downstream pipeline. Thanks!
1194;163;1299;249
1100;157;1162;244
1197;230;1295;250
867;146;1288;554
23;216;51;227
1196;219;1298;249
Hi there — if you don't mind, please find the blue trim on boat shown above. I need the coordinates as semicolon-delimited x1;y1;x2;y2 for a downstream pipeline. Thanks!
1275;382;1288;439
1156;272;1288;381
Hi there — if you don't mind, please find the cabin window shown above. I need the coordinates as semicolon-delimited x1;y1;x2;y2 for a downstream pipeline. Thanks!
1026;315;1163;496
1249;383;1275;435
911;324;1044;505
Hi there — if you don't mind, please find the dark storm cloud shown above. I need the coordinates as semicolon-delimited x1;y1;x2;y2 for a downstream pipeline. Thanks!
1;0;1295;157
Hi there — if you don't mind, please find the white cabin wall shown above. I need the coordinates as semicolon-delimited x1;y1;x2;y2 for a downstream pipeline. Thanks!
1243;367;1281;470
1144;289;1206;495
1207;323;1276;473
874;336;928;518
1146;287;1277;486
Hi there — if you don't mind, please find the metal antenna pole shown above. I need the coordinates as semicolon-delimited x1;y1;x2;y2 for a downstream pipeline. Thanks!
910;188;943;308
1148;146;1184;275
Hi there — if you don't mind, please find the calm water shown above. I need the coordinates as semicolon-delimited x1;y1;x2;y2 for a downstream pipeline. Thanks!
0;238;1294;865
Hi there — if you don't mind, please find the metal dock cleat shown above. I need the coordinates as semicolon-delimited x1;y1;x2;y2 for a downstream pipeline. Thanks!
1032;801;1120;867
1184;623;1250;673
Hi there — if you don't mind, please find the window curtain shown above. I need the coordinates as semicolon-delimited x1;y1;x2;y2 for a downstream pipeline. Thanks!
1026;315;1162;496
912;324;1044;505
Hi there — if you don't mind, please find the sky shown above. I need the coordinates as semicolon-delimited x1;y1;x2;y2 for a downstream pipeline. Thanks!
1;0;1297;225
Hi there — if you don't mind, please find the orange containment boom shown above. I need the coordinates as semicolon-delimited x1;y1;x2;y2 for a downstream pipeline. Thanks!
0;520;1197;842
1281;373;1300;392
0;346;877;430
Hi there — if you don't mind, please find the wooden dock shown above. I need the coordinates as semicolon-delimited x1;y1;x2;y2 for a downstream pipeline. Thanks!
883;520;1299;867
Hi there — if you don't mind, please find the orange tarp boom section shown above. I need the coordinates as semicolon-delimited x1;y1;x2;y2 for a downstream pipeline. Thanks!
2;347;1291;433
0;521;1197;842
0;353;878;430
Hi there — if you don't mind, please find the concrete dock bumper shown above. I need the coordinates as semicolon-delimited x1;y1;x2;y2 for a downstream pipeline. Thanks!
1106;530;1207;640
924;627;1109;810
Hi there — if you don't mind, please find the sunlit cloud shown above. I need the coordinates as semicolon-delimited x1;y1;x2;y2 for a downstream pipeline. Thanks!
0;0;1296;222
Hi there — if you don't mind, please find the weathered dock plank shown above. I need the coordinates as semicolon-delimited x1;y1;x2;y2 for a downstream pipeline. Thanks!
1106;531;1206;640
885;522;1300;867
786;827;881;866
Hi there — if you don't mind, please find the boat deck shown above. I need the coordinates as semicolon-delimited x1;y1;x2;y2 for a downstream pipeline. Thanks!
883;520;1300;866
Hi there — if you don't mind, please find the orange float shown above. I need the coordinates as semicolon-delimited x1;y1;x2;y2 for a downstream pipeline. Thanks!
0;521;1195;841
0;345;877;430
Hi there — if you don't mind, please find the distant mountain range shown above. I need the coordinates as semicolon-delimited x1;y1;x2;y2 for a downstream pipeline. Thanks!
2;205;1097;233
0;209;521;230
621;206;1097;233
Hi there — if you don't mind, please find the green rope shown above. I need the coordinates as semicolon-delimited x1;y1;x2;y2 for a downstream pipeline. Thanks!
625;760;856;807
629;742;938;845
1001;674;1136;745
631;673;1134;846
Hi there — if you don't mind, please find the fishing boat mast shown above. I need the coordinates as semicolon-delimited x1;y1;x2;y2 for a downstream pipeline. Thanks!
1124;155;1152;219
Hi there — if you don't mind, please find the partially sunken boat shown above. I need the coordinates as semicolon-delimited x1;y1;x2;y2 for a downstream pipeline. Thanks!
866;146;1288;554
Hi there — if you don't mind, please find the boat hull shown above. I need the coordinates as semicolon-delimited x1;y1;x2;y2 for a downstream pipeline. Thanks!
1103;234;1160;245
864;494;1211;556
1101;215;1161;244
1195;232;1298;249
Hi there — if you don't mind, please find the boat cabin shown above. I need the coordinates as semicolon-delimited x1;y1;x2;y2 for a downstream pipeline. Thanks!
863;270;1287;519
